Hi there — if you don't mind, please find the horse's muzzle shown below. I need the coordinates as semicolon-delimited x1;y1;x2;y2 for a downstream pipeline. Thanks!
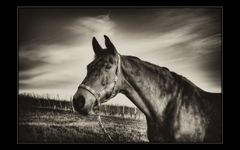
72;95;89;115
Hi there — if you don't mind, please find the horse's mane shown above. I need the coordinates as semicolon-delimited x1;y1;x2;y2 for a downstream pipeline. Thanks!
124;55;203;93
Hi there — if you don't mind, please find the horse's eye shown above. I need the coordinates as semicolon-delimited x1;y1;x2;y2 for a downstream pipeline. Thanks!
105;64;112;70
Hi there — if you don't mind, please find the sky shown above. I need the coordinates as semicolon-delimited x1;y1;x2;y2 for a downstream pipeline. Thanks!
18;7;222;107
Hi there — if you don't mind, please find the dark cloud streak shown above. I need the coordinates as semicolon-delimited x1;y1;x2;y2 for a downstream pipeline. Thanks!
18;8;112;47
19;56;48;72
18;7;222;94
112;8;221;37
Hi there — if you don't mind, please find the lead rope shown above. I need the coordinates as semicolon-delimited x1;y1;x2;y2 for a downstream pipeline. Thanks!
96;99;115;143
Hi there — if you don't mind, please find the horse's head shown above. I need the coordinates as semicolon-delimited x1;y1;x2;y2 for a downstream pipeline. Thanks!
72;35;122;115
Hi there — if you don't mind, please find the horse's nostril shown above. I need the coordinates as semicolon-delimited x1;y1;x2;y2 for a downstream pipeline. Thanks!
73;95;85;112
78;95;85;109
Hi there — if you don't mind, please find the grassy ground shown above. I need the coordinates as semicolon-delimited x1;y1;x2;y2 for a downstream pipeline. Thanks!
18;109;148;143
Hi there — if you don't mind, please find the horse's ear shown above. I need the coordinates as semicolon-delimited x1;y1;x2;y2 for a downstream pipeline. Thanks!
92;37;102;56
104;35;117;54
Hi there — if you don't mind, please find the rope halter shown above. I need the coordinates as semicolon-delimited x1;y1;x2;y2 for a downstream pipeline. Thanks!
78;54;121;107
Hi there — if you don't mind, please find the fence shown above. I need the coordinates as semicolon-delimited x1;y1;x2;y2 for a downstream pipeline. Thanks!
98;105;144;119
18;94;145;120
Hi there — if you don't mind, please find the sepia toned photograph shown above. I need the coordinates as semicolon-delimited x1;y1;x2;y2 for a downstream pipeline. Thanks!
18;7;222;143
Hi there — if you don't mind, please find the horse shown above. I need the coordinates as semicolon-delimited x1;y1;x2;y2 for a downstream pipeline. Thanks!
72;35;222;143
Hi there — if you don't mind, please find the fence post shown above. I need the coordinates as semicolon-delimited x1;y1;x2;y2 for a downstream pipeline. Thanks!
38;99;41;108
48;99;51;109
59;101;62;110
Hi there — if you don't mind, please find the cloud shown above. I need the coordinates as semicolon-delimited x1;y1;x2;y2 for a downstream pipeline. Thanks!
18;17;112;95
69;14;115;37
18;8;222;105
19;56;48;72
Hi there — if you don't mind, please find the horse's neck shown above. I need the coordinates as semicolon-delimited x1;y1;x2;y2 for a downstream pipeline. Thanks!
120;55;183;120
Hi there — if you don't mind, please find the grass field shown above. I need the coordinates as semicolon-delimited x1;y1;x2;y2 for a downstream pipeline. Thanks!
18;108;148;143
